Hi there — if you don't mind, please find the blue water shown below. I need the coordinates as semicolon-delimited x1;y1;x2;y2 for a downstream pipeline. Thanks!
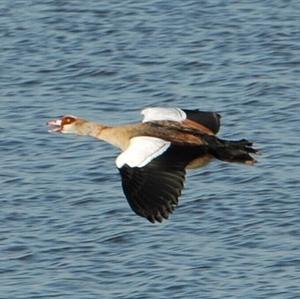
1;0;300;298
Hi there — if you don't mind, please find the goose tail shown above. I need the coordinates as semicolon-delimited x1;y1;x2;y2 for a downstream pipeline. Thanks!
205;136;258;165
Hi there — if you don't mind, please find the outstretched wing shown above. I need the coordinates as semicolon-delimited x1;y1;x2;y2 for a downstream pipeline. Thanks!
183;109;221;134
116;136;207;223
141;107;221;135
118;162;185;223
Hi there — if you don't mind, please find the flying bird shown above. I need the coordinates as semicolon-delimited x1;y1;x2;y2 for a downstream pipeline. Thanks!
48;107;257;223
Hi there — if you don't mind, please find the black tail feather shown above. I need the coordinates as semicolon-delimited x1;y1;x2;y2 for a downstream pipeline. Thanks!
206;137;258;165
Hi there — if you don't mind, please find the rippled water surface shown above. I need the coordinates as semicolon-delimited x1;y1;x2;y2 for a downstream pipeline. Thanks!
1;1;300;298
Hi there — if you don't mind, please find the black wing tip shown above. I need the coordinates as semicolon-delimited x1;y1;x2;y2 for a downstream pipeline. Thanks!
146;212;169;224
145;202;177;223
183;109;221;134
146;216;156;223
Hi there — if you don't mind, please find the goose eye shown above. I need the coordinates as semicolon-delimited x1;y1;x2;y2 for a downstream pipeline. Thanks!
62;116;76;125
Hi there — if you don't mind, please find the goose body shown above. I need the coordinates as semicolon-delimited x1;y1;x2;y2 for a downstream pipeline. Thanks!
48;107;257;223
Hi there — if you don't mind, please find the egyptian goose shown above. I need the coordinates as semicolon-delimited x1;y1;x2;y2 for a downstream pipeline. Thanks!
48;107;257;223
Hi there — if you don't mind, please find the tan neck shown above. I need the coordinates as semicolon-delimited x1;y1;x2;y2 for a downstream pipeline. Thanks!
97;124;138;150
74;120;107;138
76;120;136;150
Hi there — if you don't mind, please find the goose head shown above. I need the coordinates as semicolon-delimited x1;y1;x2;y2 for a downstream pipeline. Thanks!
47;115;79;134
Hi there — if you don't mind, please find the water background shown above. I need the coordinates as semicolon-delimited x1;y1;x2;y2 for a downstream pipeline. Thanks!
1;1;300;298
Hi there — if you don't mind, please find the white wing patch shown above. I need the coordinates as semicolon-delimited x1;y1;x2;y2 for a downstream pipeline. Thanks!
116;136;171;168
141;107;186;123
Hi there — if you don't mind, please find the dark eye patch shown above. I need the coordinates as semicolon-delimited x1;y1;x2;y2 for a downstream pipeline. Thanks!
62;116;76;126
